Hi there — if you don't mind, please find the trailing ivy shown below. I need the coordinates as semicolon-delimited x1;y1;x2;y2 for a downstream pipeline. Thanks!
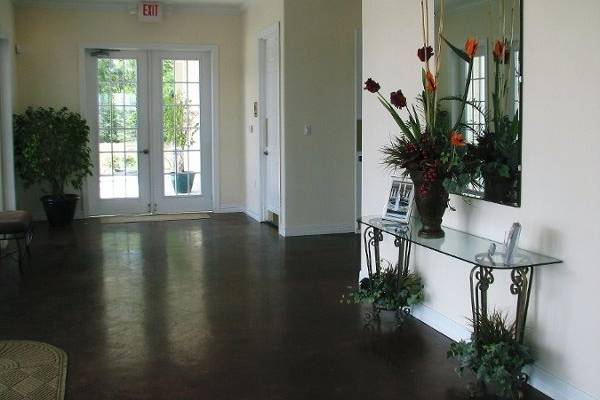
342;264;424;311
447;311;533;399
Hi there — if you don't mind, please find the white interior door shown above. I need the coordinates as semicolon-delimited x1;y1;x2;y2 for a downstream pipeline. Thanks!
150;51;213;213
87;50;151;216
87;49;213;216
261;28;281;217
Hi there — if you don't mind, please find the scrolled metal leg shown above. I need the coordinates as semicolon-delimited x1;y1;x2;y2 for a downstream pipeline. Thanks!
470;265;494;338
510;266;533;344
15;238;24;275
363;227;383;282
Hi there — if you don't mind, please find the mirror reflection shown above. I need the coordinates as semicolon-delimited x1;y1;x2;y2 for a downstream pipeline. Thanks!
436;0;522;207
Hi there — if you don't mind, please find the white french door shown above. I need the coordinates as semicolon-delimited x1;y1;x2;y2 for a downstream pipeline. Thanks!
86;49;213;216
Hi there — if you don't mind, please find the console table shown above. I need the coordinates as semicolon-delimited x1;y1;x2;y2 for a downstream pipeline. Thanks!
358;216;562;343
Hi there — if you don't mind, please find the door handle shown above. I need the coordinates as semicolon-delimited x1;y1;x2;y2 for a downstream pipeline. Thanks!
139;149;149;154
263;150;269;156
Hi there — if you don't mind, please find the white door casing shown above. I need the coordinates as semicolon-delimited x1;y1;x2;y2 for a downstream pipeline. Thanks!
259;24;281;219
85;48;214;216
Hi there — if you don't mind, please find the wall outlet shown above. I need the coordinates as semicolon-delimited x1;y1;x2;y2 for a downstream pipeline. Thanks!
304;124;312;136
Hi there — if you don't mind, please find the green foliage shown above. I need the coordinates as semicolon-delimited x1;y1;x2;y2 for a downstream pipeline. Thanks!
341;264;424;311
14;107;93;197
447;311;534;399
161;60;199;172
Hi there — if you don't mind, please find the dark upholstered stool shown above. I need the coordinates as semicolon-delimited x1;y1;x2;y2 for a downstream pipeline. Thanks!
0;211;33;274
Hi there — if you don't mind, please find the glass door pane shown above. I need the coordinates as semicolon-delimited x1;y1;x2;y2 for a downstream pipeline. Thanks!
161;58;202;197
97;57;140;199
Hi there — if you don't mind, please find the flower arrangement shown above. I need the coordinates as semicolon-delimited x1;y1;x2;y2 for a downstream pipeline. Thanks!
364;0;479;237
472;1;521;204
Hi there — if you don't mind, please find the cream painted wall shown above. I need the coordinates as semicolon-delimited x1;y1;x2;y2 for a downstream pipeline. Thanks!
242;0;283;221
14;5;244;217
362;1;600;399
282;0;361;235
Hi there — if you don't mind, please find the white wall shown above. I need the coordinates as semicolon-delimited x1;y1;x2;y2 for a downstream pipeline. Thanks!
362;1;600;399
242;0;284;222
282;0;361;236
14;5;244;217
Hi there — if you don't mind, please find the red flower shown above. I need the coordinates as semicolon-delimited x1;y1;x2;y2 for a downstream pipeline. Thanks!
449;131;466;147
417;46;434;62
493;40;506;62
464;38;479;59
425;71;437;92
364;78;381;93
390;90;407;109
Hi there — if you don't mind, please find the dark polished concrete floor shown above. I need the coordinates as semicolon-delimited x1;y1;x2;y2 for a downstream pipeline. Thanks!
0;213;550;399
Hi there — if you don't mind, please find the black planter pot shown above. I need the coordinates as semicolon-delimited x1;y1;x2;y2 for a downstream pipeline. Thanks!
41;194;79;227
409;170;448;239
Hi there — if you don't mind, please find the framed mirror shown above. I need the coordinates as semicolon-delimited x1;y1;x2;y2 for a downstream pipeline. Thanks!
435;0;522;207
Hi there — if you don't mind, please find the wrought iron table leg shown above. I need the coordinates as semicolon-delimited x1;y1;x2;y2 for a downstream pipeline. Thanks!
363;227;383;280
470;265;494;337
511;266;533;344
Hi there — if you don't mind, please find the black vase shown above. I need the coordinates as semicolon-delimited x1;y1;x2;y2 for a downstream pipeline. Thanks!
41;194;79;227
409;170;448;239
483;172;515;204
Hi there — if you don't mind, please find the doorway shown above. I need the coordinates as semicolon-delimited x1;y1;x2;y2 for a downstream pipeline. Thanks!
85;48;214;216
258;24;281;225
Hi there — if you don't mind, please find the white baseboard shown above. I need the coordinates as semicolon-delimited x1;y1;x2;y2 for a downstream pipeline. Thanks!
244;208;262;222
410;304;597;400
279;223;356;237
214;205;244;214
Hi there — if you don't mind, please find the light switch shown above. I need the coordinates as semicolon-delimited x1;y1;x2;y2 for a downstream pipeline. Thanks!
304;124;312;136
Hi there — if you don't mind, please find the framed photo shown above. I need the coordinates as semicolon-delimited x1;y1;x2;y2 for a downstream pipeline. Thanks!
382;176;415;224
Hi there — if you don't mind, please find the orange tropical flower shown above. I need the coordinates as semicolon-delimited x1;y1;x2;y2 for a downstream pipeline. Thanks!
464;38;479;59
493;40;506;62
425;71;437;92
449;131;466;147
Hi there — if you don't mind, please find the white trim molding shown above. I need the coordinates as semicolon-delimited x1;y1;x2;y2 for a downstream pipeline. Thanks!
78;43;220;217
410;304;598;400
0;38;16;210
244;208;261;222
280;223;356;237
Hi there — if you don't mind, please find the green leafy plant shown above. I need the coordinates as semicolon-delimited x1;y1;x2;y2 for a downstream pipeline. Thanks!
161;60;199;173
342;263;424;311
14;107;93;197
447;311;534;399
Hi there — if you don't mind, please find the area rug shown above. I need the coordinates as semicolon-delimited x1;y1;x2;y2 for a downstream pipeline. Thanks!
0;341;67;400
99;212;211;224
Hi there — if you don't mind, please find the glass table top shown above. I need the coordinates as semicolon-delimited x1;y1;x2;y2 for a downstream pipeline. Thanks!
358;216;563;269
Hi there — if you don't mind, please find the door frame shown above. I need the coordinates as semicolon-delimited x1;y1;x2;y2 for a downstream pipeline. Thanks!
79;43;220;216
257;23;282;225
0;36;16;211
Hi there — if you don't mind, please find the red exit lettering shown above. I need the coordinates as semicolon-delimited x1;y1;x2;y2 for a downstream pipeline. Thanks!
143;4;159;17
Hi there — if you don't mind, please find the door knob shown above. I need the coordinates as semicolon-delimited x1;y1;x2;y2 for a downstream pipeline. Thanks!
263;150;269;156
139;149;149;154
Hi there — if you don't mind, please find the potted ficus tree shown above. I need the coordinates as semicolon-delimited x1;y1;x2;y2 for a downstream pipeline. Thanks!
14;107;93;226
163;89;200;194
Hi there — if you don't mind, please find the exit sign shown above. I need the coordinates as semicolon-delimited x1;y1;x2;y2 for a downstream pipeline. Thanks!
138;2;162;22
